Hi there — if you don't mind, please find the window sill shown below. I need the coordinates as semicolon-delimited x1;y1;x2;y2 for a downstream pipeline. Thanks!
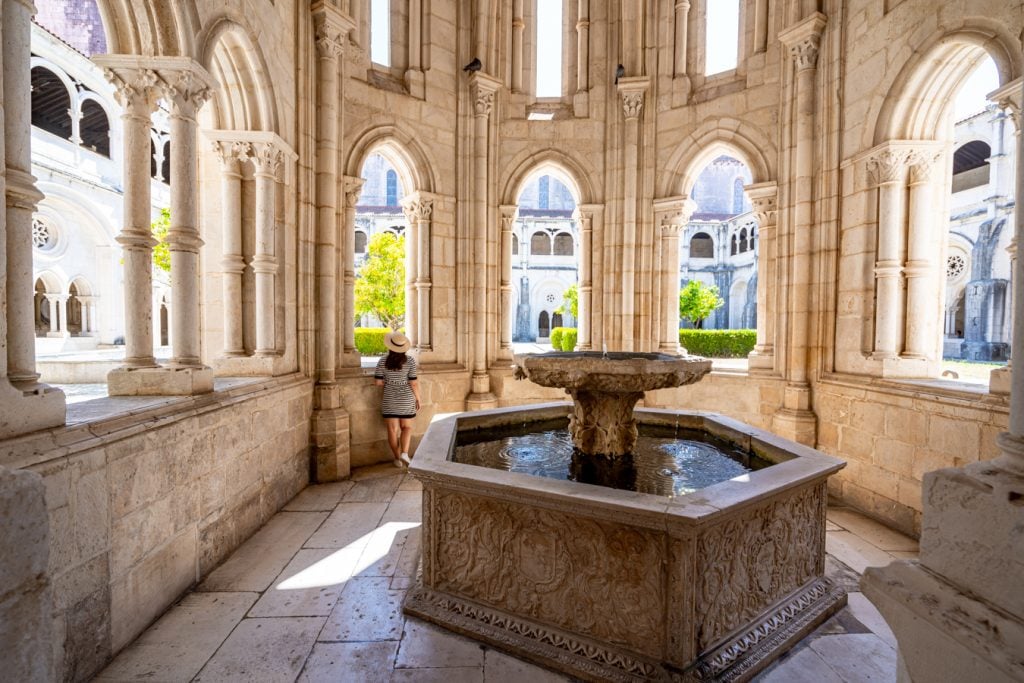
818;371;1010;409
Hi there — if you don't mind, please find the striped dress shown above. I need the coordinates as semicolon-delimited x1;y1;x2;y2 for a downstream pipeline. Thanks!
375;355;418;418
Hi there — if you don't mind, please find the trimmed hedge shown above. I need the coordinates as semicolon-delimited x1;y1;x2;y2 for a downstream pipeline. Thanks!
355;328;391;355
550;327;565;350
562;328;578;351
679;329;756;358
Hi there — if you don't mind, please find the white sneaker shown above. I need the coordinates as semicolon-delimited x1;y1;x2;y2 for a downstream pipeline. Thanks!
400;452;411;466
392;458;403;469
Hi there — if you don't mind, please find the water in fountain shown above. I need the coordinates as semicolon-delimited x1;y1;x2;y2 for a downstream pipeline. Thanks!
453;418;772;497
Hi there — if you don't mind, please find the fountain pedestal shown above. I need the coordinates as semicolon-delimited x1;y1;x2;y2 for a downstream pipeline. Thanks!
568;389;644;456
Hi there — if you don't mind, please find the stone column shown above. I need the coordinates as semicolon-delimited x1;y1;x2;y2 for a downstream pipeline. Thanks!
499;204;518;357
672;1;690;77
213;140;248;357
574;205;595;351
511;0;524;93
774;14;825;445
654;197;696;353
96;63;161;370
56;295;69;337
867;147;908;360
404;205;419;348
403;193;434;352
903;148;942;360
341;176;363;358
310;1;355;483
617;77;648;352
162;66;213;373
405;0;425;97
466;72;501;409
575;0;589;93
43;294;60;337
251;141;283;356
746;182;778;372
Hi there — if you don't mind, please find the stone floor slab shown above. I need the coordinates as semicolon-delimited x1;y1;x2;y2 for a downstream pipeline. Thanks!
297;641;399;683
94;592;258;682
825;531;896;575
826;507;919;552
351;464;404;481
319;576;407;642
200;512;328;592
753;643;846;683
394;620;485;669
193;616;324;683
305;502;388;549
381;490;422;524
249;548;361;618
354;521;420;577
807;633;898;683
483;649;571;682
390;667;483;682
284;482;356;512
343;475;403;503
845;591;897;650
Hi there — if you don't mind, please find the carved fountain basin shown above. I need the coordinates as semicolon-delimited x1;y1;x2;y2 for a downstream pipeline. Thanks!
404;403;846;682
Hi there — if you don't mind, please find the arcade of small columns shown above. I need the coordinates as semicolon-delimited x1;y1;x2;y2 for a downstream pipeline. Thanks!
35;291;99;338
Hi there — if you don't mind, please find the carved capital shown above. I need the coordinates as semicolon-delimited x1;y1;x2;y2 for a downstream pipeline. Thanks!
470;72;502;119
102;67;161;115
342;176;365;207
212;140;251;168
867;149;909;186
474;89;494;117
789;36;820;71
402;196;434;223
778;13;827;73
655;197;698;234
161;68;213;117
621;91;644;119
499;205;519;231
906;149;942;185
315;22;345;60
251;141;284;176
990;78;1023;132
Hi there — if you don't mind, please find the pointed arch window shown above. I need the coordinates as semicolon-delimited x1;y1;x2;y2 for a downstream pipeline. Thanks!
385;169;399;206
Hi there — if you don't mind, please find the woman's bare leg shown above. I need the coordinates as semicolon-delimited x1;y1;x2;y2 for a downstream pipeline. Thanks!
385;418;401;459
399;418;414;459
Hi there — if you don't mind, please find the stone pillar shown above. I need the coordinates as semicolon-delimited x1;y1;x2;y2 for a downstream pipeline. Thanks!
511;0;524;93
903;148;942;360
574;205;597;351
56;295;69;337
403;193;434;352
672;1;690;76
499;204;518;357
654;197;696;353
774;14;825;446
43;294;60;337
864;79;1024;683
573;0;590;116
404;0;425;97
213;140;248;357
466;72;501;409
746;182;778;373
403;205;419;348
163;66;213;375
868;147;908;360
617;77;648;352
251;141;283;356
310;2;355;482
341;176;363;359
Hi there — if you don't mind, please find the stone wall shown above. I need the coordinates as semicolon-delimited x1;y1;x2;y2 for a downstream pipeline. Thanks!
0;376;313;682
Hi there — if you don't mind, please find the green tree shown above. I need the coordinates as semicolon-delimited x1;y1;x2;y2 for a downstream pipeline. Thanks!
355;231;406;330
151;208;171;273
554;283;578;319
678;280;723;329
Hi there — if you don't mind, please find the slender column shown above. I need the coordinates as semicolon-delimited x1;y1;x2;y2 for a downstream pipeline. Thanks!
313;19;344;383
673;1;690;77
783;20;824;384
992;80;1024;474
511;0;524;93
575;0;589;93
403;194;434;351
655;198;697;352
753;0;769;53
408;0;422;71
162;68;213;368
574;206;594;350
101;66;160;368
87;298;98;334
903;149;941;359
342;176;363;356
251;141;283;356
747;183;778;367
618;78;647;351
499;204;518;356
468;72;500;403
868;148;908;359
403;205;419;347
214;140;247;356
44;294;59;336
56;295;69;336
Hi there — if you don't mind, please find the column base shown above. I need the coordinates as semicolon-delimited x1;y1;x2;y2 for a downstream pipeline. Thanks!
869;354;936;379
213;354;287;377
466;373;498;411
107;365;214;396
0;379;66;440
990;365;1011;395
772;384;816;446
311;383;351;482
658;342;680;354
45;331;69;339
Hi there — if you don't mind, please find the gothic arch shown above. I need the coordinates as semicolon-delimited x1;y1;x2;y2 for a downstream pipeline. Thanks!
660;117;775;198
93;0;199;58
500;149;598;206
345;124;439;194
198;17;279;132
872;22;1022;144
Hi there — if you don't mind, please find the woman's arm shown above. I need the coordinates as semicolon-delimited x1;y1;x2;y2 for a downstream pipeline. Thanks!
375;379;384;387
409;379;421;410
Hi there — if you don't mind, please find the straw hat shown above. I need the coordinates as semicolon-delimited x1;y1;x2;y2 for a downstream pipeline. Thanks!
384;331;411;353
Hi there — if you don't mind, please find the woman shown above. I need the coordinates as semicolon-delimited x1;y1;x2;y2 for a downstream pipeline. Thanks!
374;331;421;468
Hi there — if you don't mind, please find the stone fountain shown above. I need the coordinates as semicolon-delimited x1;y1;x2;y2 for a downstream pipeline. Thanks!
405;351;845;682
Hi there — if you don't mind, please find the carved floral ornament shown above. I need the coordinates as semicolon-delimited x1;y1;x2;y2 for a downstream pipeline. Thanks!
212;140;251;166
474;88;495;117
103;67;160;110
314;21;345;59
789;35;820;71
621;91;644;119
251;142;285;175
906;149;942;184
161;69;212;113
402;197;434;223
343;176;365;206
866;148;909;186
750;195;778;227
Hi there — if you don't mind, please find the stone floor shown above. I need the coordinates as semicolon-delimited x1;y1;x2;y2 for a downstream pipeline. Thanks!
96;464;915;683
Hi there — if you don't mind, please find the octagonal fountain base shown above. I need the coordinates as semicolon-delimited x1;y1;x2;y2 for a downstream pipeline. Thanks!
404;403;846;682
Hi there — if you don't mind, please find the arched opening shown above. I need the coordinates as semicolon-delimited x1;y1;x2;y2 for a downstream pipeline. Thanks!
531;231;551;254
79;100;110;157
34;279;50;337
151;139;158;179
159;298;169;347
553;232;573;256
690;233;714;258
951;140;991;192
552;312;563;329
738;228;748;253
538;311;550;339
67;282;83;336
160;141;171;184
30;66;72;140
355;152;410;357
730;234;738;256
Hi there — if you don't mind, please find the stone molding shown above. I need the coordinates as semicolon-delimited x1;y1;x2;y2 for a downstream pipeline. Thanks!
342;175;365;207
778;13;827;72
251;141;285;177
745;181;778;228
205;130;298;182
654;195;698;232
211;140;251;170
470;72;502;118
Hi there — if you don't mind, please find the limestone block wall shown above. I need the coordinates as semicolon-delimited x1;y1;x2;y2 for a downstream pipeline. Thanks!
0;376;313;682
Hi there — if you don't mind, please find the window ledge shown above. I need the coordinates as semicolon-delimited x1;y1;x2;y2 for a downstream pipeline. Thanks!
818;371;1010;410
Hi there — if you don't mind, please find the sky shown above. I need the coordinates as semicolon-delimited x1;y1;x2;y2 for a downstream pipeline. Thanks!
705;0;740;76
536;0;564;97
371;0;389;66
954;58;999;121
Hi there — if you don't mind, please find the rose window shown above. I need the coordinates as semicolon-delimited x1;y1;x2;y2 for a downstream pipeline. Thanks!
946;254;966;280
546;293;557;303
32;218;53;250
